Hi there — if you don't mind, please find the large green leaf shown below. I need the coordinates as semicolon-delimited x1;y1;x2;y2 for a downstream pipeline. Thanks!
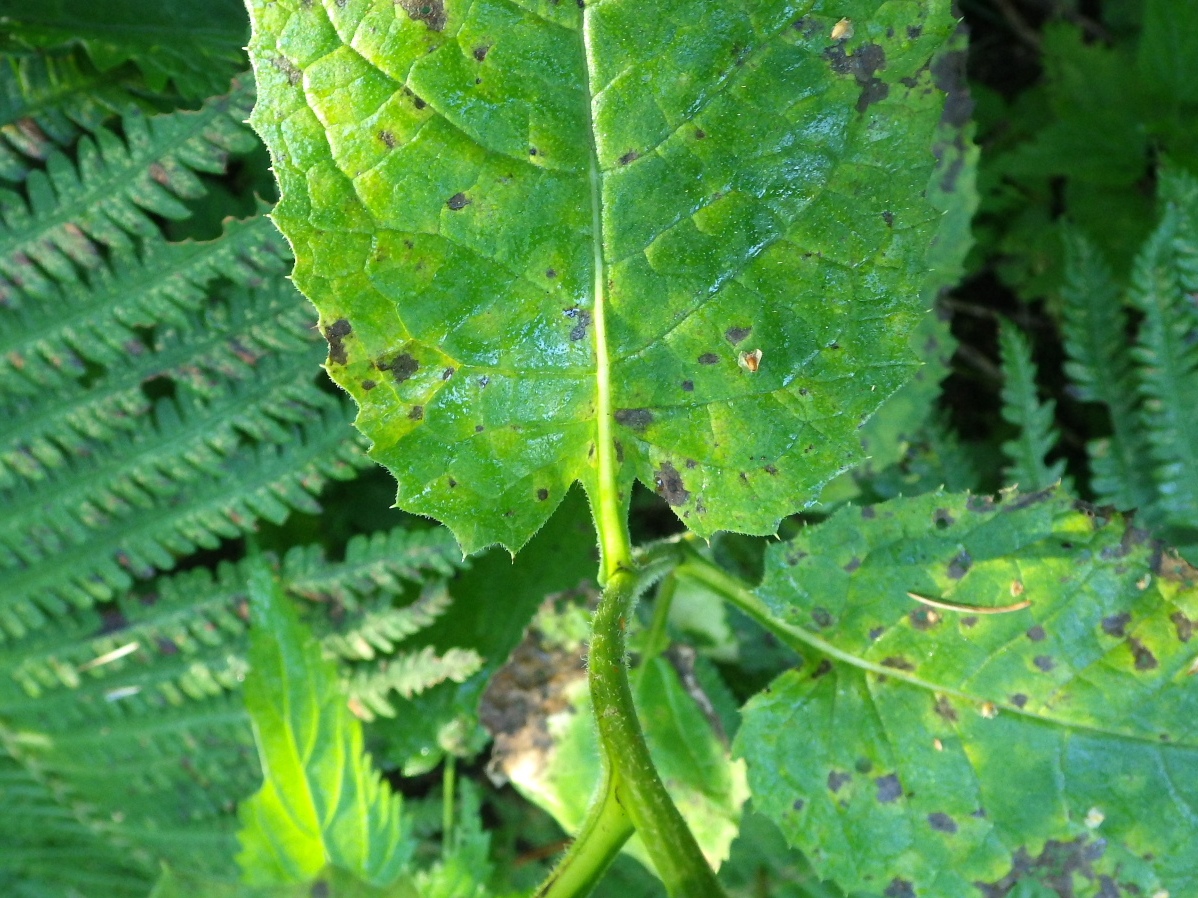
238;566;413;887
246;0;959;551
734;490;1198;898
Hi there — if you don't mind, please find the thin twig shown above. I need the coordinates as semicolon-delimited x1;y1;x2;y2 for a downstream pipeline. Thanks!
907;591;1033;615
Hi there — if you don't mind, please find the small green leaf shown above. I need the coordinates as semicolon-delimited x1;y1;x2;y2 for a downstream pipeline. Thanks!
246;0;960;551
237;566;413;887
737;490;1198;898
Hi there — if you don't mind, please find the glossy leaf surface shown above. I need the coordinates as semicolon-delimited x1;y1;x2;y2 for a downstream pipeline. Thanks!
238;567;412;886
246;0;959;551
737;490;1198;898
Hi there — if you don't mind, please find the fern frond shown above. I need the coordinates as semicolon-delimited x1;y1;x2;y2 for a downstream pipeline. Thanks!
321;587;456;662
0;50;168;184
285;526;466;609
1127;192;1198;527
1;729;159;895
0;350;334;571
0;527;467;710
0;78;255;303
0;212;288;401
0;280;314;489
1059;227;1156;510
0;408;368;640
999;320;1067;491
347;646;485;722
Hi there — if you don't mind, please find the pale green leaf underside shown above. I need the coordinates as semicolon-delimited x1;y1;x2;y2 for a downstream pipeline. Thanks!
238;566;412;887
736;490;1198;898
247;0;957;551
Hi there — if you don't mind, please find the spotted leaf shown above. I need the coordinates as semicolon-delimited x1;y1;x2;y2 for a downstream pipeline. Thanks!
245;0;960;551
737;489;1198;898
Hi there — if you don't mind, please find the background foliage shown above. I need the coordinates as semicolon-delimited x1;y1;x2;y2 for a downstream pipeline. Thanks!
0;1;1195;897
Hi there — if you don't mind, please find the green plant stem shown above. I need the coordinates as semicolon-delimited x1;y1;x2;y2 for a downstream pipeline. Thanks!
635;574;677;688
535;772;634;898
588;565;727;898
442;755;456;857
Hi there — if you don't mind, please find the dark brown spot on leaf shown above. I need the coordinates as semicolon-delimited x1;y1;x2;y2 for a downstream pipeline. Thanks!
698;352;720;365
812;659;833;679
378;130;396;148
1102;612;1131;637
1128;638;1158;670
844;557;861;573
694;128;707;139
1011;693;1028;708
792;798;804;811
725;325;752;344
654;462;689;506
1034;655;1055;672
681;379;694;391
546;268;557;278
827;770;850;793
868;626;885;641
1027;625;1046;642
447;192;471;210
875;773;902;803
382;352;418;383
933;507;955;528
934;696;958;723
862;506;877;519
909;608;939;631
882;210;894;226
615;408;653;431
311;881;330;898
408;405;423;420
811;608;833;629
884;879;915;898
473;45;489;61
857;78;889;112
928;812;958;834
361;379;376;391
961;616;978;628
947;550;972;579
881;656;914;671
273;55;302;85
318;317;352;368
618;150;639;165
907;24;922;38
442;366;455;380
764;464;778;475
569;310;592;341
537;488;549;501
398;0;446;30
1171;611;1194;642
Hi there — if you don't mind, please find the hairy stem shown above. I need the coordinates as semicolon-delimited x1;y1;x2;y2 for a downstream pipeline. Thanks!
588;566;727;898
535;773;633;898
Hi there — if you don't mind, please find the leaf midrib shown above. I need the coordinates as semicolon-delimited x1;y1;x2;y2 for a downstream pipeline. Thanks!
580;11;628;575
679;561;1198;750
